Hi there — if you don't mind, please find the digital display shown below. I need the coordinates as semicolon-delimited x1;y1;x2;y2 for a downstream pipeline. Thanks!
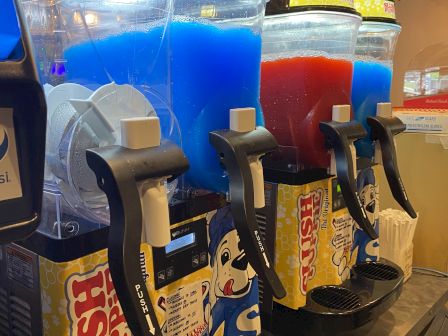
165;233;196;255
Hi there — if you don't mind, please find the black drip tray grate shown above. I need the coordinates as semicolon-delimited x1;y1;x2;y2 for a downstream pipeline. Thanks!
354;262;399;281
311;286;361;311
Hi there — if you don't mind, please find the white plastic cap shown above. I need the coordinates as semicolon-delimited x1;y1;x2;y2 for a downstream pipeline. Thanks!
230;107;256;132
121;117;161;149
377;103;393;118
332;105;351;123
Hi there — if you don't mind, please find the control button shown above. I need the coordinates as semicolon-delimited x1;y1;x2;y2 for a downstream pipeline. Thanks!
192;255;200;268
200;252;207;264
167;266;174;279
157;270;166;284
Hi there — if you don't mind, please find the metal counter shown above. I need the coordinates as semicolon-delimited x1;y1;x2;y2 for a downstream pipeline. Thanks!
366;272;448;335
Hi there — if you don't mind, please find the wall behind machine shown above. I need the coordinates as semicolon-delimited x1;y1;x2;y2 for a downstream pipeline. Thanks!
380;0;448;272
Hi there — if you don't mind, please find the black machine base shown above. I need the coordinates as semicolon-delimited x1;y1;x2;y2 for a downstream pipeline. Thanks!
264;259;404;336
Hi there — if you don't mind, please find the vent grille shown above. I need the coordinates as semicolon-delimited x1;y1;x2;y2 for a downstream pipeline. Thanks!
10;295;32;336
0;287;9;335
354;262;399;281
311;286;361;311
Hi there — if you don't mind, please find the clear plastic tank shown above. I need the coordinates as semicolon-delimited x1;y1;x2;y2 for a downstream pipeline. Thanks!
20;0;179;238
0;0;21;60
261;4;361;169
352;21;401;158
169;0;267;193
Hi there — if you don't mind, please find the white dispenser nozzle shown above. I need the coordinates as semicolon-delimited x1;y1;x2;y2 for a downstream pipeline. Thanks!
249;159;265;209
120;117;171;247
230;108;265;209
375;102;394;165
230;107;256;133
331;105;356;177
121;117;160;149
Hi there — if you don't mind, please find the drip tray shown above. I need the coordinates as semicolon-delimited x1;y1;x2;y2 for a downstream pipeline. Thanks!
270;258;404;336
353;262;400;281
311;286;361;311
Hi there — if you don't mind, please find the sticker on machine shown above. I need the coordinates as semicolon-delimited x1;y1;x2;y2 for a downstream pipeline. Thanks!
66;262;131;336
6;246;34;289
331;213;353;251
331;214;354;281
162;282;204;336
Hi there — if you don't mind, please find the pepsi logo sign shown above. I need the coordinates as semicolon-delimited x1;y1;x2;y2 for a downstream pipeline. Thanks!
0;128;9;161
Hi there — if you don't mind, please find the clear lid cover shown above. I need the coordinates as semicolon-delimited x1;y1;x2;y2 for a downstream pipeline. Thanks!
262;11;361;60
355;21;401;64
21;0;179;237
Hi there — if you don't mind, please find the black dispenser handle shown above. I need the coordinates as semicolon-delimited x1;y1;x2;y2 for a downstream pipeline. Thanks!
209;126;286;299
0;0;46;242
320;121;378;240
86;142;189;336
367;116;417;218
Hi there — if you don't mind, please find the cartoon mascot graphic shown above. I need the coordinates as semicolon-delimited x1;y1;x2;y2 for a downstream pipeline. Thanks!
207;207;261;336
352;167;380;263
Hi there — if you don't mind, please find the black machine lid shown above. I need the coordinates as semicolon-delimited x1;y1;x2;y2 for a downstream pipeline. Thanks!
356;0;399;24
266;0;361;16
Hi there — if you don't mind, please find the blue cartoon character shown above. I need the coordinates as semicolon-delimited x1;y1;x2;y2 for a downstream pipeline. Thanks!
352;167;380;263
207;207;261;336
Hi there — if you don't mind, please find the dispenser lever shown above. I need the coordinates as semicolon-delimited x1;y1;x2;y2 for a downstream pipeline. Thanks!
367;115;417;218
320;113;378;240
210;108;286;299
86;117;189;336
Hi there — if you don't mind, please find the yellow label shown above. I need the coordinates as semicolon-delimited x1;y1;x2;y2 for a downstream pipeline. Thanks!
354;0;396;19
273;177;357;309
290;0;355;9
35;205;262;335
40;213;211;336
